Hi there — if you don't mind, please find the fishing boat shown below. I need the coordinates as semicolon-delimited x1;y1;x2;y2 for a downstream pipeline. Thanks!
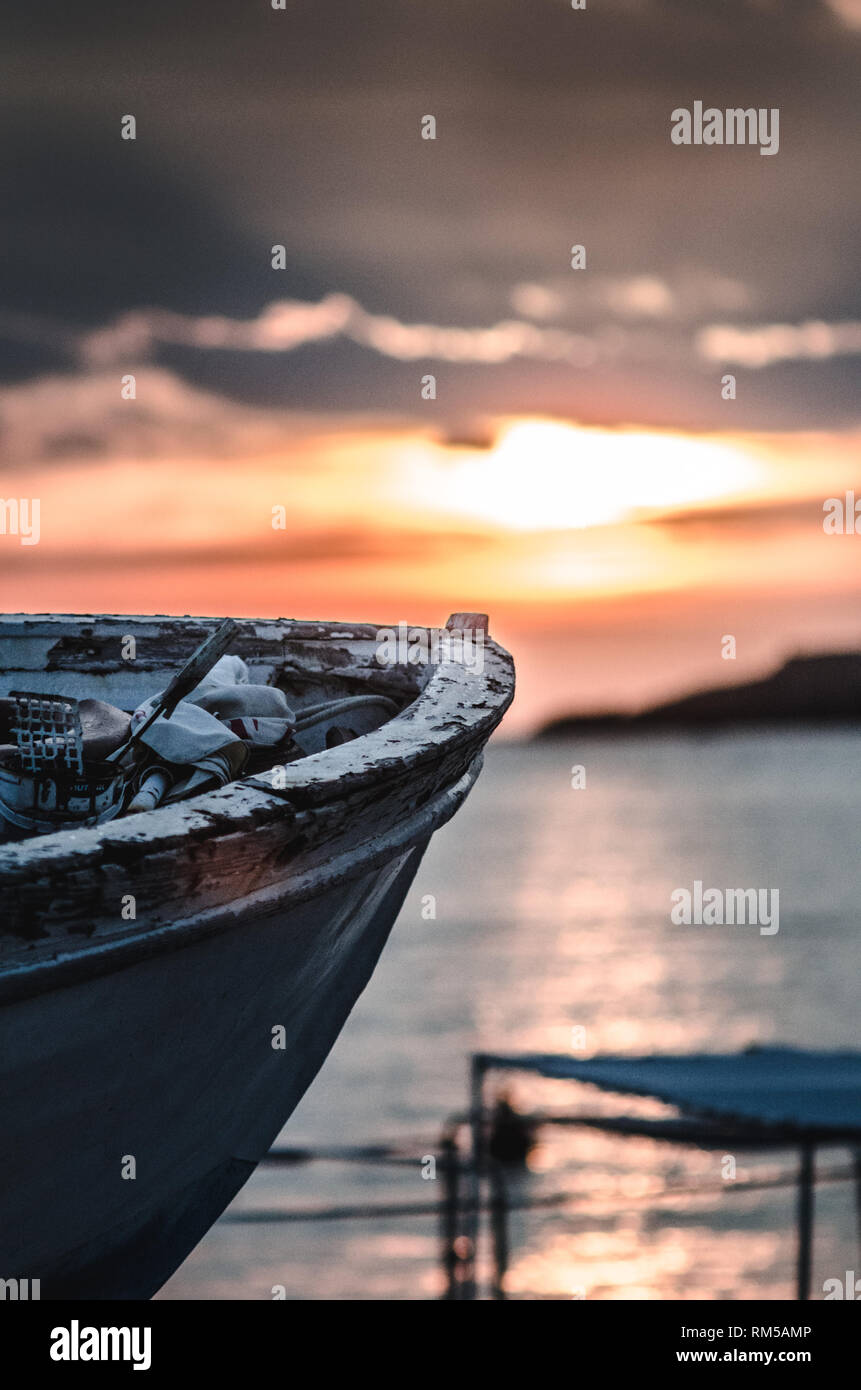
0;612;514;1299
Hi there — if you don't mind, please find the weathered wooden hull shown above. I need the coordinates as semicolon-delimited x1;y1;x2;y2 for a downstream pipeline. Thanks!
0;614;514;1298
2;845;433;1298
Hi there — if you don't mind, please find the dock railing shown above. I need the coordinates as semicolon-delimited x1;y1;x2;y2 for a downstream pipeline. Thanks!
223;1050;861;1300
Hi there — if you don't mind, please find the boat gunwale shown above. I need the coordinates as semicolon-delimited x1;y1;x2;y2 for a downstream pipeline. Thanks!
0;755;485;1005
0;614;514;881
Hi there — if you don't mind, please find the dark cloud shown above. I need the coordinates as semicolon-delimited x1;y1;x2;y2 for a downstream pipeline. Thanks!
0;116;325;324
648;494;833;532
0;524;496;574
1;0;858;428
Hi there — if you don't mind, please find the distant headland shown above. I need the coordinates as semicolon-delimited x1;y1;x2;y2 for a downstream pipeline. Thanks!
535;653;861;739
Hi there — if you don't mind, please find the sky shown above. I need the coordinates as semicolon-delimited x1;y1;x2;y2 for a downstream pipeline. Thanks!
1;0;860;733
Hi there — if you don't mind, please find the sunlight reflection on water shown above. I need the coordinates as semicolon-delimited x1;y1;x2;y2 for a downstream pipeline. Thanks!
160;732;861;1300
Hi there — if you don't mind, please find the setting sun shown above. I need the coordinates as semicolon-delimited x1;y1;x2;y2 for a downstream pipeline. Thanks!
401;420;767;532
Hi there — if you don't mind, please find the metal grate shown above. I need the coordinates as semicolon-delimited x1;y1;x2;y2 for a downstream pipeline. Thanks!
8;691;85;776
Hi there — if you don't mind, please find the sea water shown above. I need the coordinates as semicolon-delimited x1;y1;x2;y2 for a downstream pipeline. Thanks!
160;732;861;1300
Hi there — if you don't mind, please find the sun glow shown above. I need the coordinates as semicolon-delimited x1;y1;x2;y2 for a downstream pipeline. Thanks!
412;419;765;531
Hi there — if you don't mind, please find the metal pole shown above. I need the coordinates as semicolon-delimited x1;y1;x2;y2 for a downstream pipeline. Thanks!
852;1148;861;1270
796;1143;815;1301
488;1160;509;1300
461;1054;486;1300
440;1127;460;1300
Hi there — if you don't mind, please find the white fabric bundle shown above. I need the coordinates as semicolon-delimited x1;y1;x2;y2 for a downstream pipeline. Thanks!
131;656;295;765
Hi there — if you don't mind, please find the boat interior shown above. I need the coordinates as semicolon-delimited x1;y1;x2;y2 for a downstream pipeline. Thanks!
0;616;431;840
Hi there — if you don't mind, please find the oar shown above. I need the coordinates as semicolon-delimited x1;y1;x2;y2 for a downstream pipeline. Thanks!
107;618;241;763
